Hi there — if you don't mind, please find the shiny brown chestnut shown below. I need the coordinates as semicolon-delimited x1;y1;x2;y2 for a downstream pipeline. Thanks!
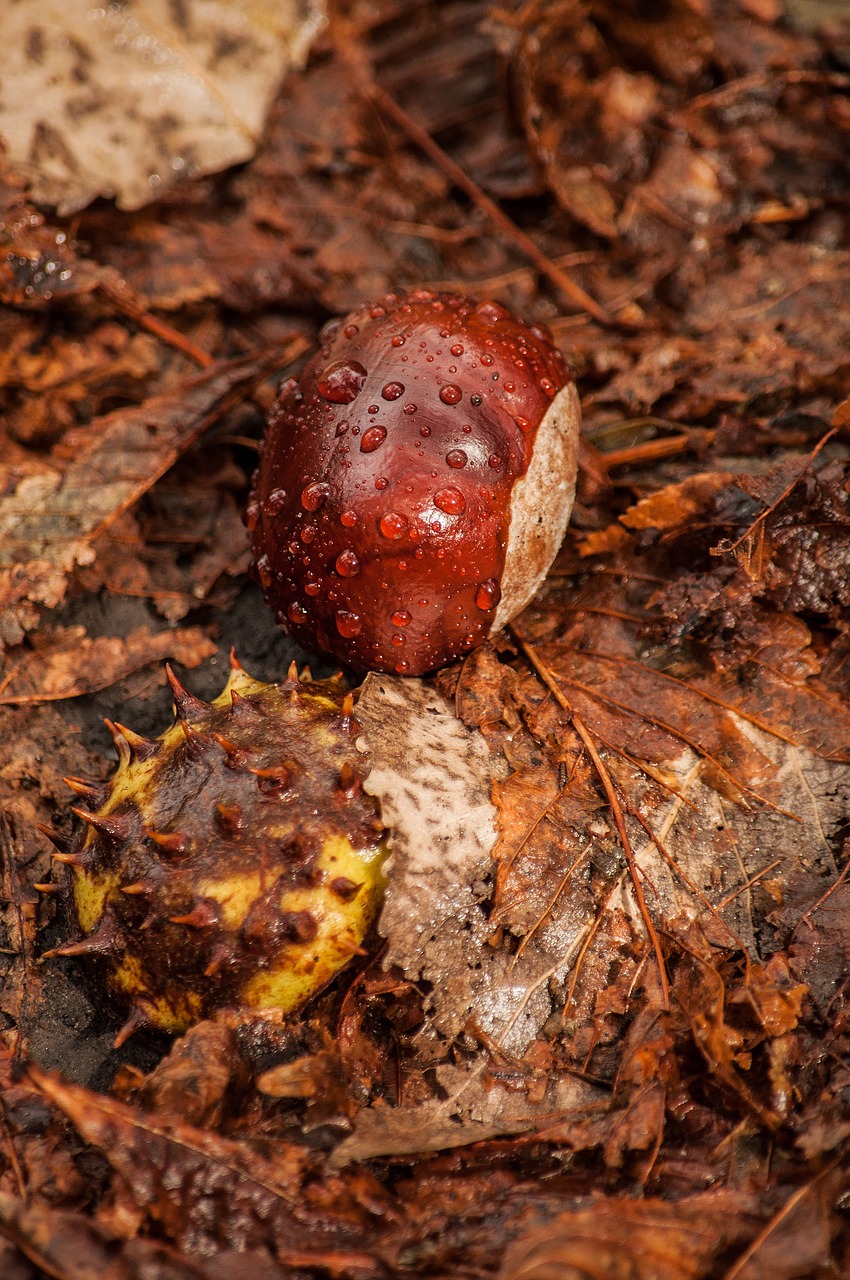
247;290;581;675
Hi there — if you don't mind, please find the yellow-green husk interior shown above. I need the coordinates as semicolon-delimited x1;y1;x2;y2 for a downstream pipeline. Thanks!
63;662;387;1036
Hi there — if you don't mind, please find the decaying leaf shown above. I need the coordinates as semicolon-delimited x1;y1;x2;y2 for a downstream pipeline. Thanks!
0;625;215;705
498;1184;836;1280
358;675;600;1054
0;349;289;648
0;0;327;214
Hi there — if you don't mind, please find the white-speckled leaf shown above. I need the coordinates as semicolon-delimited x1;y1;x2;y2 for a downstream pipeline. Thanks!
0;0;326;214
356;675;592;1055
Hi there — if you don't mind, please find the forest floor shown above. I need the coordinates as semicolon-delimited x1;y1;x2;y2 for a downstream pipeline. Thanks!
1;1;850;1277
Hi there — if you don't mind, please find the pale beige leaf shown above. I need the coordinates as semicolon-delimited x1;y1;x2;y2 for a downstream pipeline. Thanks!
0;0;326;213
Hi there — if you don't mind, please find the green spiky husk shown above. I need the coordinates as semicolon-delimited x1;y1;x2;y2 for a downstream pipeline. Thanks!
57;660;387;1038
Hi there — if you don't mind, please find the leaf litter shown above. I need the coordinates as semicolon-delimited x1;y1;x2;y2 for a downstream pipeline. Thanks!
1;0;850;1275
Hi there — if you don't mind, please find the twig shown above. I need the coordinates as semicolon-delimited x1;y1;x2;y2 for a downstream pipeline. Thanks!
513;628;670;1010
511;843;592;967
101;279;215;369
368;85;614;327
553;668;799;816
711;426;838;558
796;856;850;929
0;1096;27;1198
556;645;799;747
716;860;782;911
721;1160;840;1280
600;431;714;469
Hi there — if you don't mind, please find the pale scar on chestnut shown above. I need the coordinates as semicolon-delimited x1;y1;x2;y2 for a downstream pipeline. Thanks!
42;654;388;1045
248;289;581;676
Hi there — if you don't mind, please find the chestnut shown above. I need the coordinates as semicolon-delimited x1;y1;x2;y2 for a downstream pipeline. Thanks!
247;290;580;675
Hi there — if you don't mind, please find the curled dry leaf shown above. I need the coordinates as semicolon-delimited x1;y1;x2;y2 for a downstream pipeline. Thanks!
0;1192;272;1280
497;1185;837;1280
27;1063;311;1256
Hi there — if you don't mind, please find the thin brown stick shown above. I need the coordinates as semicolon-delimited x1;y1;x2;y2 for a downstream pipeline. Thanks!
101;280;215;369
720;1160;840;1280
0;1096;26;1198
514;631;670;1010
369;85;613;326
555;669;798;816
557;645;799;747
511;843;592;966
493;783;568;895
797;856;850;928
585;729;699;810
601;432;714;469
631;808;754;958
716;859;782;910
711;426;838;557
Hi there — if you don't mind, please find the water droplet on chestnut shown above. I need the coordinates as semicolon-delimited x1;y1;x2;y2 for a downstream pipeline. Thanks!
434;487;466;515
317;361;367;404
475;579;501;610
336;549;361;577
360;425;387;453
477;301;510;322
336;610;362;637
380;512;409;539
256;554;272;587
301;482;330;512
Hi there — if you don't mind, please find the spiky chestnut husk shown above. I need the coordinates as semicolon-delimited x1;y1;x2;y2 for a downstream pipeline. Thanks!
44;657;387;1042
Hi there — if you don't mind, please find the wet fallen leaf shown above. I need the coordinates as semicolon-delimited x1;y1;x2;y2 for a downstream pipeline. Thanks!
0;349;292;648
0;626;215;705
